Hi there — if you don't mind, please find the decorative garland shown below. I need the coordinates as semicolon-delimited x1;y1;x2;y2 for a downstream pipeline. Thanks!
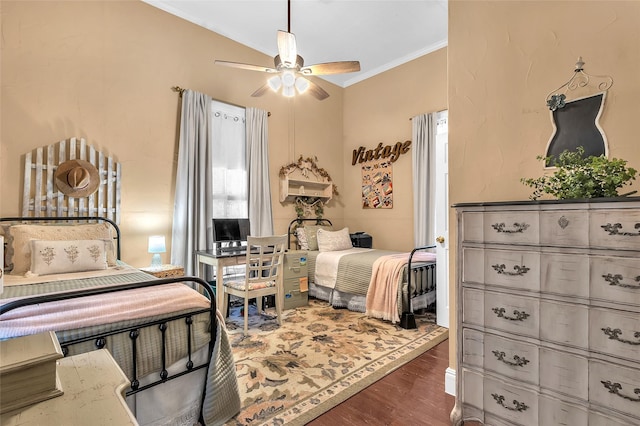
279;156;339;197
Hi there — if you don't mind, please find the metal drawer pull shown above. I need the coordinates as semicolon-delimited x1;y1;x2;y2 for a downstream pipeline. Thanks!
492;263;530;276
601;380;640;402
491;222;530;234
492;350;530;367
492;307;530;321
601;327;640;345
601;222;640;237
602;273;640;289
491;393;529;412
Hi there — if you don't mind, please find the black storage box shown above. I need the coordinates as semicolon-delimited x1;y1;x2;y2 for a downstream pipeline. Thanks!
350;232;373;248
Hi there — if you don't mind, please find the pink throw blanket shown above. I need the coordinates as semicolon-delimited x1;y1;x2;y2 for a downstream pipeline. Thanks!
0;283;211;339
365;252;436;323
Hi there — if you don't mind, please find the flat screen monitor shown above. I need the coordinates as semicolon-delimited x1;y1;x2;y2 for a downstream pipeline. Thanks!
212;218;250;250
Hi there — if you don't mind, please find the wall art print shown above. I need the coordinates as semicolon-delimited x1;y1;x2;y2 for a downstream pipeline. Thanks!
362;160;393;209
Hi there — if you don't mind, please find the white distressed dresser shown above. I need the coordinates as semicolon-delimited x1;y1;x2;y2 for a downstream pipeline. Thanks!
451;198;640;425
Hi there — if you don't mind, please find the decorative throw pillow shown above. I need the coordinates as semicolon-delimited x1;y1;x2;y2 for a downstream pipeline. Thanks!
296;227;309;250
317;227;353;252
30;239;108;276
303;225;333;251
10;223;116;275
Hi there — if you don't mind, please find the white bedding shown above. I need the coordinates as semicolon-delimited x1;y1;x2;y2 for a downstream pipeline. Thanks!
314;247;370;289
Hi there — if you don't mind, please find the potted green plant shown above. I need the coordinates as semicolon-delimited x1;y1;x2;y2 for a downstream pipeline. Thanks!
521;147;637;200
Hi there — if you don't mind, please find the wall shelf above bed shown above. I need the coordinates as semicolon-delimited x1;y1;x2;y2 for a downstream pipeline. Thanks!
279;175;333;202
278;156;335;203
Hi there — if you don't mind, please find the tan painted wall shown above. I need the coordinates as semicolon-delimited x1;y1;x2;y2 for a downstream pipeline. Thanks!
0;1;344;267
343;49;448;251
448;0;640;370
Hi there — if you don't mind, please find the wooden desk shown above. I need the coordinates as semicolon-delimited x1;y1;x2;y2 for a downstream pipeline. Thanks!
1;349;138;425
195;249;247;315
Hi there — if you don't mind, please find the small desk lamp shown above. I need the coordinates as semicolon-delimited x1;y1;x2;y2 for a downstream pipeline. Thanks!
148;235;166;269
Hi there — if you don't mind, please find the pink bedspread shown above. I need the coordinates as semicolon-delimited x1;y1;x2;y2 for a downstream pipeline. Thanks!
0;283;211;339
365;252;436;323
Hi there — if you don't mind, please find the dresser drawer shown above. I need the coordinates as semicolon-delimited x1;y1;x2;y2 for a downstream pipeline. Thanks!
540;210;590;247
589;359;640;420
539;347;588;401
590;209;640;250
481;374;538;425
540;300;589;348
463;288;540;338
540;252;590;298
539;395;588;426
463;248;540;292
590;255;640;307
463;329;539;385
462;211;540;245
590;307;640;362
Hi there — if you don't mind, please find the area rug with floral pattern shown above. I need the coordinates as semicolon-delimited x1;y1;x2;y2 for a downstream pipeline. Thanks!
223;298;449;426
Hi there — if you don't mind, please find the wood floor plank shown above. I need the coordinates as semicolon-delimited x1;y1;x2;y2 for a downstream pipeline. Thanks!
308;339;455;426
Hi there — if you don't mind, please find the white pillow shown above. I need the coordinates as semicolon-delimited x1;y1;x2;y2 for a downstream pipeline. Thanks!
30;239;108;276
317;227;353;252
9;223;116;275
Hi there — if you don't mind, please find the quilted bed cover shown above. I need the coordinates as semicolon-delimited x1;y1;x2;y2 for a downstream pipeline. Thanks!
308;249;437;321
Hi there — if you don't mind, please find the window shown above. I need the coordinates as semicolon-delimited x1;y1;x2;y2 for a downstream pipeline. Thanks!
211;101;247;218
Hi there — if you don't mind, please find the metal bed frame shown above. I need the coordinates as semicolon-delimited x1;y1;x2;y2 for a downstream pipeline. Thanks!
286;218;436;329
0;217;216;410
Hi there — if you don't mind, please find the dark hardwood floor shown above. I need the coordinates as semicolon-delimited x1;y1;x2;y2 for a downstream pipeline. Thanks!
307;339;456;426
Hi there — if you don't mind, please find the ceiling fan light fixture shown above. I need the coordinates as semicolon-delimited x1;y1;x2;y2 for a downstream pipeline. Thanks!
267;75;282;92
281;70;296;88
295;77;310;94
282;85;295;97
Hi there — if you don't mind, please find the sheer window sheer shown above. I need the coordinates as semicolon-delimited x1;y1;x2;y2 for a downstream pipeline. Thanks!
211;101;247;219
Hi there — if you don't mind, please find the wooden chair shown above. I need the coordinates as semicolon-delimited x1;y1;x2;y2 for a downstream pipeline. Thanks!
221;235;287;336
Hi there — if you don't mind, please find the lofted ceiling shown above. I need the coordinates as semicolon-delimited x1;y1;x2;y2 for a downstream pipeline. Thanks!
143;0;448;88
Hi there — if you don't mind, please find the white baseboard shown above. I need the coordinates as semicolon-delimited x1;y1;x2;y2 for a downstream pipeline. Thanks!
445;367;456;396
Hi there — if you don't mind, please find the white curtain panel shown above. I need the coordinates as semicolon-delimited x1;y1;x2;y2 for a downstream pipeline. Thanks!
246;107;274;236
411;113;436;247
171;90;213;275
211;101;247;219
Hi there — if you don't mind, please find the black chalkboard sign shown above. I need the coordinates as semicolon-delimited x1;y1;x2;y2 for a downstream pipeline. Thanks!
545;93;607;166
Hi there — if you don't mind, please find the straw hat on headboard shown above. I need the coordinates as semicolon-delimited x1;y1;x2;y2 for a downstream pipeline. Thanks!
54;159;100;198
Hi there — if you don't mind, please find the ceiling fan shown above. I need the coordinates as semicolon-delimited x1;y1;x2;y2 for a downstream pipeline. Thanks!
214;0;360;100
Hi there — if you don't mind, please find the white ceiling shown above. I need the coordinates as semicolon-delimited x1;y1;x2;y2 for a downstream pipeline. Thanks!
143;0;448;88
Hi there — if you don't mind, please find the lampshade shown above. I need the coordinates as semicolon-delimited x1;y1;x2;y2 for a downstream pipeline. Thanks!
268;75;282;92
148;235;166;269
295;77;310;94
148;236;166;253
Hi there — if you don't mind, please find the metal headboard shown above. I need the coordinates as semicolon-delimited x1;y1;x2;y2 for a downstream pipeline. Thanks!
287;218;333;250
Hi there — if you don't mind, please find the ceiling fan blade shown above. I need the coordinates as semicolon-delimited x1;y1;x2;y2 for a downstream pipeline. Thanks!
251;83;271;98
215;60;277;73
300;61;361;76
306;80;330;101
277;30;298;67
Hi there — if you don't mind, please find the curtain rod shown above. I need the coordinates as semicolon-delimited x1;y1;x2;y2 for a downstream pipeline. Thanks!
172;86;271;117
